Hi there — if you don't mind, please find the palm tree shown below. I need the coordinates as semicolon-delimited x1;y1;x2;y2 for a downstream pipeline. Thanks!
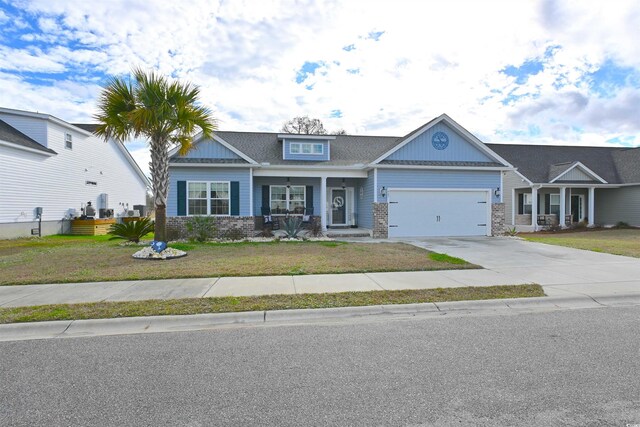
94;68;215;242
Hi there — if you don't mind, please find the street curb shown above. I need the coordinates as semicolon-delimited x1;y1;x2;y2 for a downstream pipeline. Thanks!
1;294;639;342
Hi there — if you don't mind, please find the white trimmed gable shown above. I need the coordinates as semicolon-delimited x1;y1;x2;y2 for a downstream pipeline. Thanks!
373;114;512;167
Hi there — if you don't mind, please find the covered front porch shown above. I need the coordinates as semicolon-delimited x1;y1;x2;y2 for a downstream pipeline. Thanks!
513;185;596;231
252;169;372;232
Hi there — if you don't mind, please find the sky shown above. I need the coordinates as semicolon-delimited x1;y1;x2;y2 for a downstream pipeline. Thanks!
1;0;639;175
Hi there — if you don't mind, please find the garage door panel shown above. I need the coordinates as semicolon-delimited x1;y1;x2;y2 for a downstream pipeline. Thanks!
388;190;489;237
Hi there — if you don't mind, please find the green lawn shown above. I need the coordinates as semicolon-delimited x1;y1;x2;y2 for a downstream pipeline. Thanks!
0;285;544;324
522;228;640;258
0;235;479;286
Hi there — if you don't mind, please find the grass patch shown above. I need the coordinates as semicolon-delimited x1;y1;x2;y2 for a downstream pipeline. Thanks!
522;228;640;258
0;235;480;286
0;284;544;324
428;252;468;265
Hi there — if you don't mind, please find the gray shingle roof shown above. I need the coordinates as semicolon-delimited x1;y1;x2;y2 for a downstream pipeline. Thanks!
486;144;628;184
0;119;57;154
72;123;99;133
548;161;578;181
204;131;401;166
612;148;640;183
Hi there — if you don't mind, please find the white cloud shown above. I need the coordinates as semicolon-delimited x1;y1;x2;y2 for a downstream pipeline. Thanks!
0;0;637;154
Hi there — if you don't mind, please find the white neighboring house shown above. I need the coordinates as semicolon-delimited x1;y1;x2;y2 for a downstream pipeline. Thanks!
0;107;150;239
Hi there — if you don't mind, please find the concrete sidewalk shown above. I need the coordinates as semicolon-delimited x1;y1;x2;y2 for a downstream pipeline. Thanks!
0;269;524;308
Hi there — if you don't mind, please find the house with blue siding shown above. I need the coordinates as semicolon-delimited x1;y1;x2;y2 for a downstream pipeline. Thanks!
167;114;514;238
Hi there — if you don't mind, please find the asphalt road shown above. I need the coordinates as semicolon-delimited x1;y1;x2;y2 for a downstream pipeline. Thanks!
1;307;639;426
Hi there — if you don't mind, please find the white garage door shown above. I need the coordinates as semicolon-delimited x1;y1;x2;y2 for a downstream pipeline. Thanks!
388;189;490;238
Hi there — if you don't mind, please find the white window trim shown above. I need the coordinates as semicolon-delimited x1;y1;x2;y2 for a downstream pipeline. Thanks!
290;142;324;156
522;193;532;215
65;133;73;150
270;185;306;215
187;181;231;216
549;193;561;215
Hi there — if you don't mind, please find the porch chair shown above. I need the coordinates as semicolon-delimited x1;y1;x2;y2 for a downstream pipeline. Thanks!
302;207;313;225
261;207;280;230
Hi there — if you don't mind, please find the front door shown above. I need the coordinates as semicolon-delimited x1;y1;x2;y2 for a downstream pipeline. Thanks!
571;195;583;223
330;188;346;225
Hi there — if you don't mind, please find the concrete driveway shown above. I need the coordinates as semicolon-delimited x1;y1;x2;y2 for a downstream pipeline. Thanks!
402;236;640;298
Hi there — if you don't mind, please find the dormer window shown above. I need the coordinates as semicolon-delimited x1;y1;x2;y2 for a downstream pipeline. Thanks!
290;142;323;155
65;133;73;149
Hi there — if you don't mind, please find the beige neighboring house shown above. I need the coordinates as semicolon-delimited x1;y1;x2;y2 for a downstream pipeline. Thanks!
487;143;640;231
0;107;150;239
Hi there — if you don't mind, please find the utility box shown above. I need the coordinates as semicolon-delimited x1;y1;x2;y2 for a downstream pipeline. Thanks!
99;193;109;210
133;204;146;217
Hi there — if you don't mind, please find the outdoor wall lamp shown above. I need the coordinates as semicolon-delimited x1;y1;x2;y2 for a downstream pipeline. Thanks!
494;186;501;198
341;178;346;189
286;177;291;189
380;186;387;198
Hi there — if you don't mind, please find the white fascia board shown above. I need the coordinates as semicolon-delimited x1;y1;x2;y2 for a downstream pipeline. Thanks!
549;161;607;184
253;168;368;178
535;183;619;189
0;106;94;136
513;169;533;185
371;114;513;168
212;135;258;164
114;139;151;187
277;134;336;140
169;163;255;168
389;187;492;193
371;115;439;164
0;139;56;156
169;133;258;165
168;130;203;157
372;164;512;172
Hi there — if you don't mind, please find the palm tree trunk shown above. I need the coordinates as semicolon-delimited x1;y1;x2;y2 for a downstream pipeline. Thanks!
149;139;169;242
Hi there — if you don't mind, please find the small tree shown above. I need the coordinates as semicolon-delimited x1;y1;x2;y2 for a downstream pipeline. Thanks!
94;68;216;242
281;116;327;134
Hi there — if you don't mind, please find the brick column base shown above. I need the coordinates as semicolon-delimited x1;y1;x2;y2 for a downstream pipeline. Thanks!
491;203;505;236
372;203;388;238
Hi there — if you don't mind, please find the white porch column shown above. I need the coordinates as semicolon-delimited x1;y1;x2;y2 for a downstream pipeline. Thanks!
588;187;595;226
320;176;327;230
559;187;566;227
531;187;538;230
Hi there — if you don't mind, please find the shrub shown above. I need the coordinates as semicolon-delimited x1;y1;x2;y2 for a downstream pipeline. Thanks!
308;218;323;237
546;223;562;233
185;216;218;242
282;216;303;239
108;218;155;243
257;227;274;238
571;220;588;230
223;227;245;241
614;221;631;229
503;227;518;237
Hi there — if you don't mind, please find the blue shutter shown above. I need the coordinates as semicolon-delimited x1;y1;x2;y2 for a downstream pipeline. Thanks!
306;185;314;214
230;181;240;216
544;194;551;215
262;186;270;214
518;193;524;215
177;181;186;216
